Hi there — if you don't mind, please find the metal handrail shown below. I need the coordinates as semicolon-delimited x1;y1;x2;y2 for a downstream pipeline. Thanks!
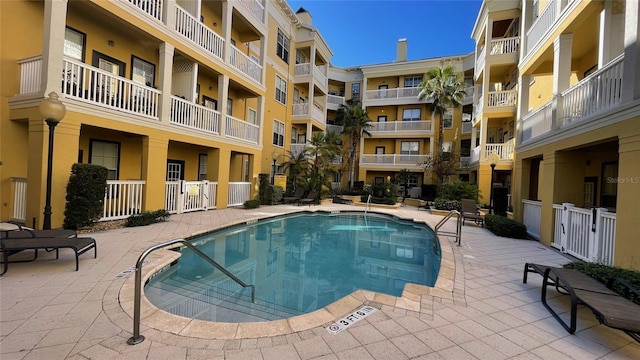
127;238;255;345
434;210;462;246
365;194;372;214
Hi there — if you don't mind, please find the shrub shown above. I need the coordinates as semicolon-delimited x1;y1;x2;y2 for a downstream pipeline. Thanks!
243;199;261;209
271;185;284;205
433;198;461;211
437;180;479;200
563;261;640;305
63;164;108;230
484;214;528;239
360;195;396;205
125;209;170;227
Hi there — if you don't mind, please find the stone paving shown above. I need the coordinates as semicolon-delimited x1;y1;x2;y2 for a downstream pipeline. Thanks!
1;204;639;359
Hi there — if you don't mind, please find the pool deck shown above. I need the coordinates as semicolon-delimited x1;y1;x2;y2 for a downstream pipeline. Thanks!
1;204;639;359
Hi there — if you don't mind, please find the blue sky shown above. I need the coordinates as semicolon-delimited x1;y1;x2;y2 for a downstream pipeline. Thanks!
286;0;483;67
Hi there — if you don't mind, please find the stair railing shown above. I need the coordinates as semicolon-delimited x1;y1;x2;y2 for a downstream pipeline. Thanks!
434;210;463;246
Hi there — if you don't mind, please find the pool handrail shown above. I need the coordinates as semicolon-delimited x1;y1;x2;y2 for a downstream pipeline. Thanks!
127;238;255;345
434;210;462;246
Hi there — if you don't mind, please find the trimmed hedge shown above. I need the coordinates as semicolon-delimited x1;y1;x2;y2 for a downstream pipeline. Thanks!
484;214;528;239
563;261;640;305
360;196;396;205
125;210;170;227
243;199;261;209
433;198;461;211
63;164;108;230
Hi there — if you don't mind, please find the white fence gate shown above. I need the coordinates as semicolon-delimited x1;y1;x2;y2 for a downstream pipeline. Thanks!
101;180;146;221
228;182;251;207
165;181;217;214
553;203;616;266
522;200;542;240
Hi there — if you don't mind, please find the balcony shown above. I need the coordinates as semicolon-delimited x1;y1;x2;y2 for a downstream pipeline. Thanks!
524;0;579;59
360;154;431;168
230;45;262;82
238;0;265;24
471;141;515;164
461;121;472;134
462;86;474;105
175;5;224;60
294;63;327;89
127;0;162;21
327;94;345;110
326;124;343;135
487;89;517;110
290;143;307;158
170;96;219;134
368;120;432;136
292;102;326;127
520;55;624;144
475;46;486;77
362;87;427;106
225;115;259;144
489;37;520;56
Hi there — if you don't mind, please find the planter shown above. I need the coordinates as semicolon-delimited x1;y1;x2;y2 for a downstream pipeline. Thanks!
319;198;333;205
404;198;427;207
340;195;362;203
506;211;514;220
353;202;401;210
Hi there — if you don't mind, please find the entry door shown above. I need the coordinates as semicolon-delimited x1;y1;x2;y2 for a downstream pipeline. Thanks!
378;85;388;98
167;160;185;181
583;177;597;208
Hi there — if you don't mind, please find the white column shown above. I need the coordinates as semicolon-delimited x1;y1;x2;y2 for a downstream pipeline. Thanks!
163;0;176;29
517;74;531;145
552;34;573;129
622;0;640;102
218;74;229;136
259;35;267;85
521;0;533;60
471;124;477;151
256;95;265;146
190;63;199;102
598;0;613;67
485;18;493;56
42;0;68;96
221;1;233;63
479;117;488;160
158;43;174;124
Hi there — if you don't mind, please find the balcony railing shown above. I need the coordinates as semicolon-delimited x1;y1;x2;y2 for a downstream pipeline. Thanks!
62;58;160;119
360;154;431;167
292;103;309;116
313;64;327;86
476;45;486;71
230;45;261;82
326;124;343;134
487;89;517;108
472;142;515;163
101;180;145;221
290;143;307;157
462;86;474;104
526;0;558;55
462;121;472;134
170;96;220;134
522;200;542;240
292;103;326;126
127;0;162;21
327;94;345;106
18;56;42;94
521;101;553;143
239;0;264;23
165;180;217;214
459;156;471;169
294;63;311;76
560;54;624;127
368;120;432;133
489;37;519;55
11;178;27;223
225;115;259;144
175;5;224;60
363;87;423;101
228;182;251;207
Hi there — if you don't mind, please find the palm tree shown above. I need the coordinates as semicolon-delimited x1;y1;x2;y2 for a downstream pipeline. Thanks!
335;99;372;189
417;64;465;183
282;151;308;193
304;132;341;198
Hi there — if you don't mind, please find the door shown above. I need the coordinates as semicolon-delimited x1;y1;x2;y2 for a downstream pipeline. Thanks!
167;160;185;181
583;176;597;208
378;84;388;98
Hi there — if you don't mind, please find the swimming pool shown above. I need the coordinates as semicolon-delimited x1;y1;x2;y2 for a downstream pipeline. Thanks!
145;211;440;322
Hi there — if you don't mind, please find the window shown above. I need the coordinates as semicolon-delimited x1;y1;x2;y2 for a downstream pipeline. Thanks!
64;27;85;61
273;120;285;147
247;108;257;125
351;83;360;100
601;162;618;209
408;174;418;187
276;29;290;63
402;108;421;121
131;56;155;87
226;98;233;116
275;75;287;104
295;50;305;64
404;75;423;87
202;96;217;110
400;141;419;155
198;154;207;181
89;140;119;180
243;158;250;182
443;110;453;129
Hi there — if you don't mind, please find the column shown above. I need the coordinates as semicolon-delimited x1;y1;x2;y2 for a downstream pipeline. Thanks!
218;74;230;136
42;0;68;96
622;0;640;102
551;34;573;129
259;35;267;85
256;95;265;146
614;134;640;268
512;158;531;222
141;136;169;211
163;0;176;29
520;0;533;59
213;148;231;209
221;1;233;63
26;119;48;228
598;0;612;67
158;43;174;124
479;117;488;159
517;74;531;145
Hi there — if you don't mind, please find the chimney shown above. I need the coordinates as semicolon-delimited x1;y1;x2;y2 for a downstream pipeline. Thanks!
296;7;312;26
397;38;407;62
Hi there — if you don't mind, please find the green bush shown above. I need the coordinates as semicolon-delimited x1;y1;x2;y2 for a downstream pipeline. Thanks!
360;195;396;205
437;180;479;200
243;199;261;209
258;174;271;205
563;261;640;305
63;164;108;230
125;209;170;227
271;185;284;204
484;214;528;239
433;198;461;211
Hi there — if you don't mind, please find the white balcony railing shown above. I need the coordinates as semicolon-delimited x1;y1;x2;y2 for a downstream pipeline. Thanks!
175;5;224;60
521;100;553;143
230;45;261;82
363;87;422;101
489;36;519;55
62;58;160;119
560;54;624;127
11;178;27;223
239;0;265;22
311;103;326;126
313;64;327;86
461;121;472;134
463;86;474;104
228;182;251;206
459;156;471;169
327;94;345;106
326;124;343;134
294;63;311;76
127;0;162;21
485;142;515;161
101;180;145;221
487;89;517;108
292;103;309;116
170;96;220;134
526;0;558;55
471;146;480;163
368;120;432;133
522;200;542;240
225;115;259;144
290;143;307;157
476;46;486;71
165;180;217;214
360;154;431;167
18;56;42;94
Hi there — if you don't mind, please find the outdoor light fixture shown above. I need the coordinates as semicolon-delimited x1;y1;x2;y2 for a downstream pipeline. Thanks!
487;151;501;215
39;92;66;230
272;150;279;185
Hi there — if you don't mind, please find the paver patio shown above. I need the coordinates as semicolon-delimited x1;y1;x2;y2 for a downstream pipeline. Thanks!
1;204;639;359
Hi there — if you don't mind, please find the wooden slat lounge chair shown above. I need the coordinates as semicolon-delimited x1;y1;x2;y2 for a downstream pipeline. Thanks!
299;190;319;206
461;199;483;227
1;236;97;275
283;188;305;204
523;262;640;342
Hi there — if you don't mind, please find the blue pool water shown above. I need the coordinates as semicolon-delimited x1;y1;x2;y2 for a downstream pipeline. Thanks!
145;212;440;322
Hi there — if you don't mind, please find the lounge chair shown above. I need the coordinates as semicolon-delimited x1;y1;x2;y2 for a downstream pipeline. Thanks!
1;236;97;275
299;191;319;206
523;262;640;342
461;199;483;227
283;188;305;204
1;222;77;239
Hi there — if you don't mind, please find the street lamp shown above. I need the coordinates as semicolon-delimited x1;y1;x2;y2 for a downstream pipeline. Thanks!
39;92;67;230
487;151;500;215
271;150;279;185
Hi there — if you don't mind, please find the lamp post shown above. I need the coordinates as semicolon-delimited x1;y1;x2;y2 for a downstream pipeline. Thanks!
487;152;500;215
271;150;279;185
39;92;67;230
